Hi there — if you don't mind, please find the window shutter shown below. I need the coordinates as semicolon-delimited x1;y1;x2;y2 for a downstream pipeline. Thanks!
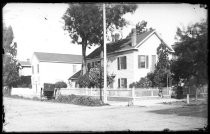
118;78;120;88
117;57;120;70
138;55;140;68
146;55;149;69
124;56;127;69
124;78;127;88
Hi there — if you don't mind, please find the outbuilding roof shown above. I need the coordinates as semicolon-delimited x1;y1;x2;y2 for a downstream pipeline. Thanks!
68;70;81;80
19;61;31;66
34;52;82;64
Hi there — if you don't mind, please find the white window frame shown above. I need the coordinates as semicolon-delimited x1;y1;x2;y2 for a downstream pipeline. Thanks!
138;55;149;69
117;56;127;70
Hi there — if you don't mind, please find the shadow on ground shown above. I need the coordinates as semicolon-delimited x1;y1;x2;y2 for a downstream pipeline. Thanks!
148;104;207;118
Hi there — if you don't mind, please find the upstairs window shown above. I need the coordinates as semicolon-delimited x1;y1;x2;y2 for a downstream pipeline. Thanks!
138;55;149;69
117;56;127;70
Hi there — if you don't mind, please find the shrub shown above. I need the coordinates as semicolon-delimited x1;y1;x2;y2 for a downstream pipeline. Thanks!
71;96;104;106
55;81;67;89
56;94;77;103
129;77;152;88
55;94;105;106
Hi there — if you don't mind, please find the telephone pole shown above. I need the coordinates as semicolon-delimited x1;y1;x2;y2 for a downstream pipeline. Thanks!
103;3;107;103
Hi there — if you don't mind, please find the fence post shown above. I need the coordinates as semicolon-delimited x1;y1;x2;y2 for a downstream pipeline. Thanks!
151;89;153;97
132;87;135;105
103;88;108;103
85;88;88;96
90;88;92;96
187;94;190;104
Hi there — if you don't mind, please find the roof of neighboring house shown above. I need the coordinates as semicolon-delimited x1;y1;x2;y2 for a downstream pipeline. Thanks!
68;70;81;80
19;61;31;67
86;30;173;59
34;52;82;64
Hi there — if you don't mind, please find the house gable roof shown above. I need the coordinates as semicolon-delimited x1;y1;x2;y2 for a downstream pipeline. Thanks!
86;30;172;59
34;52;82;64
135;31;173;52
68;70;81;80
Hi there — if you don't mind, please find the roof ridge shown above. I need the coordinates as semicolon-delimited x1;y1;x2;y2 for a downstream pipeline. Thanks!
34;52;82;56
34;52;82;63
86;30;157;59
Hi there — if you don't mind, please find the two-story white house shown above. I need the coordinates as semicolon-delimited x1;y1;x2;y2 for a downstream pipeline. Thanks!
85;29;173;89
18;59;32;76
31;52;82;94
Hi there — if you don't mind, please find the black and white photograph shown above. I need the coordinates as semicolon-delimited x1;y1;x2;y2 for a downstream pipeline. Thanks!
2;3;208;132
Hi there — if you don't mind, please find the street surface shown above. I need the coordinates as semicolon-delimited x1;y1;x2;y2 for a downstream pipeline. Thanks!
3;97;207;132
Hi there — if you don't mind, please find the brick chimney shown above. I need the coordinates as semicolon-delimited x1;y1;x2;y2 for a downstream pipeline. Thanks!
111;32;121;42
132;28;136;46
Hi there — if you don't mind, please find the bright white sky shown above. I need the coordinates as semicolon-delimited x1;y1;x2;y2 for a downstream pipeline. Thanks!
3;3;207;61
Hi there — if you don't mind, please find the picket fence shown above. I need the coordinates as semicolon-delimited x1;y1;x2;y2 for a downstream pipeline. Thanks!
59;87;171;99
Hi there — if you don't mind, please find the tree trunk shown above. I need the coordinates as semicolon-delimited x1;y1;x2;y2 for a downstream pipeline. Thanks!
81;40;87;75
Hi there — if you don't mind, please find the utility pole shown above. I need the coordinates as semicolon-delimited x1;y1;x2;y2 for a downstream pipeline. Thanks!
103;3;107;103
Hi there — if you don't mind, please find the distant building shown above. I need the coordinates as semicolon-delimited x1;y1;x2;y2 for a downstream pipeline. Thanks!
85;29;173;88
31;52;82;94
18;59;32;76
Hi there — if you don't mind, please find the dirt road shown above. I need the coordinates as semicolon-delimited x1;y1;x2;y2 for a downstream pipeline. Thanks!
3;97;207;132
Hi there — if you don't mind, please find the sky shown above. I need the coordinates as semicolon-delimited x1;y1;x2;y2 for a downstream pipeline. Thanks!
3;3;207;61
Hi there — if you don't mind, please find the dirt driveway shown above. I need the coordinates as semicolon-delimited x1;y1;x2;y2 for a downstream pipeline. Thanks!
3;97;207;132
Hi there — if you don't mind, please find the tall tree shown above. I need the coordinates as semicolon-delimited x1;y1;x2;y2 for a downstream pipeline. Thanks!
171;20;207;99
63;4;137;75
3;24;20;90
153;42;171;88
126;20;154;38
